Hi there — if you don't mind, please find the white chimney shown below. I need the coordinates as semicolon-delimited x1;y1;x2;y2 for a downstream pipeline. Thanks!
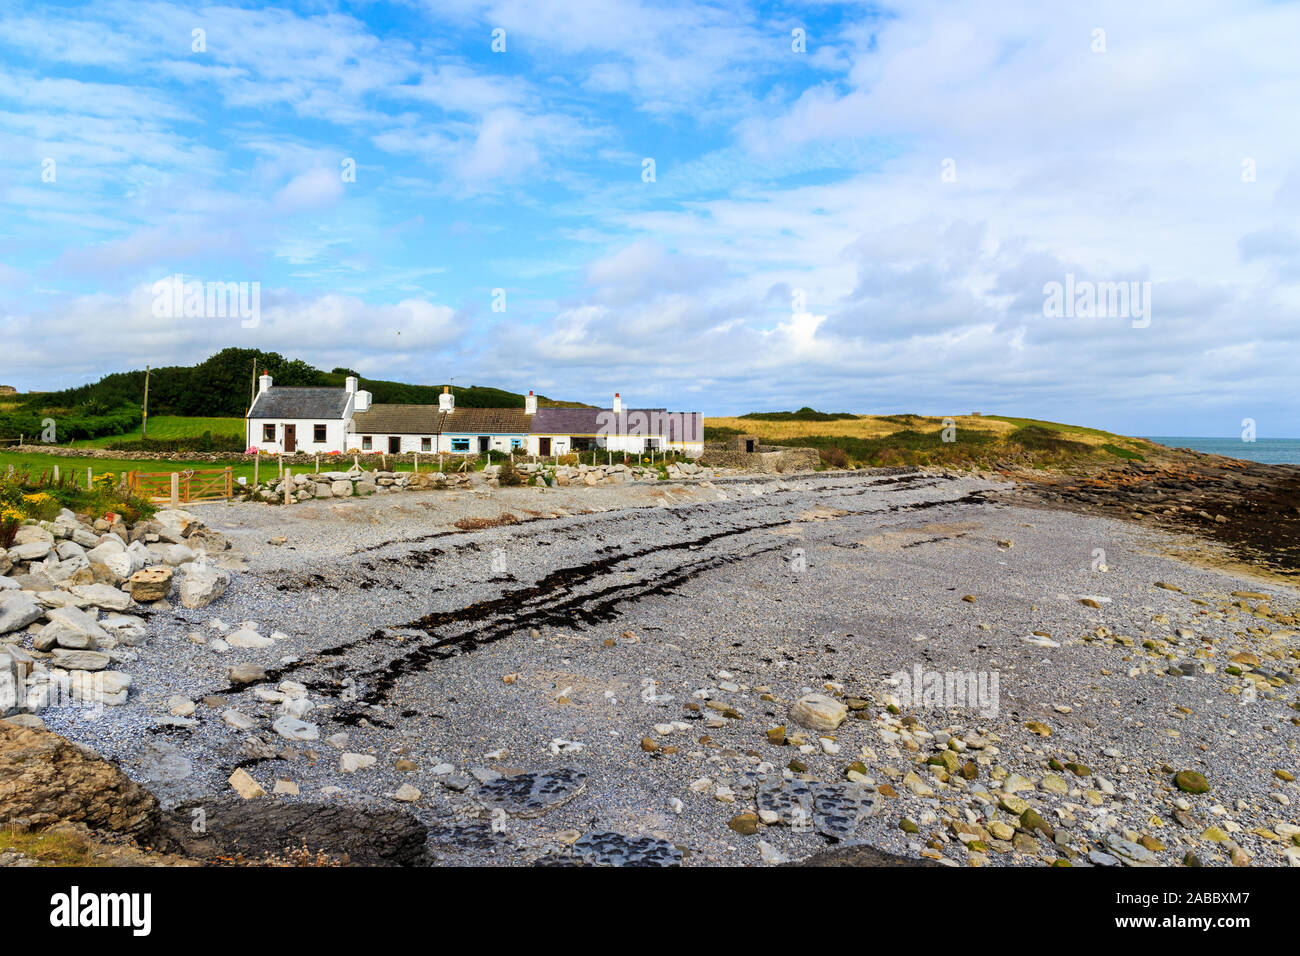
439;385;455;413
612;392;622;414
525;390;537;415
355;389;371;411
258;371;272;394
345;375;358;393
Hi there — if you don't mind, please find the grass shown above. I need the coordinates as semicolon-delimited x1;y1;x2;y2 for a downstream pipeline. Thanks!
71;415;244;448
0;828;101;866
0;449;548;491
703;411;1152;469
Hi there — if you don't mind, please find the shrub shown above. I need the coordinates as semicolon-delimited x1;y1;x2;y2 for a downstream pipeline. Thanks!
496;458;525;486
1;506;21;549
819;446;850;469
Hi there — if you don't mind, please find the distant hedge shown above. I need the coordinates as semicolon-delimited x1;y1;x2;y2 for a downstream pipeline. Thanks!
0;402;140;442
740;407;858;422
103;432;247;453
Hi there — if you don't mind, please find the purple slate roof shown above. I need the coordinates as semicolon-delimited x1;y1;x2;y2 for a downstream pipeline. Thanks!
530;407;604;435
530;407;702;441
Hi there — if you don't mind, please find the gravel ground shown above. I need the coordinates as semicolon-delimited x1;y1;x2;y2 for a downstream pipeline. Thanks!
36;470;1300;867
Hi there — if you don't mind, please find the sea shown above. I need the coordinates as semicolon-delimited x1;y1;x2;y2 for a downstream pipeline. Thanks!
1143;437;1300;465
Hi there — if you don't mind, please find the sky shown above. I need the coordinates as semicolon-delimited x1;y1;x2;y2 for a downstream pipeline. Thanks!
1;0;1297;436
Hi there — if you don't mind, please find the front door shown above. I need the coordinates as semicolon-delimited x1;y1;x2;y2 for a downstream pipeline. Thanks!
478;436;490;454
283;424;296;452
539;437;551;456
388;436;401;453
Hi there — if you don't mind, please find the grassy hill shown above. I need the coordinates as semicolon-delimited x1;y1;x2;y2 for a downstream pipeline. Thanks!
704;410;1153;470
1;348;589;448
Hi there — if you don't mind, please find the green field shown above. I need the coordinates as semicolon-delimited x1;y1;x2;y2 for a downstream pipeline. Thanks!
1;449;508;487
70;415;244;447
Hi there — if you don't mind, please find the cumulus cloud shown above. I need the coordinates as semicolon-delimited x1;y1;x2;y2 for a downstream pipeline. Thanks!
1;0;1298;436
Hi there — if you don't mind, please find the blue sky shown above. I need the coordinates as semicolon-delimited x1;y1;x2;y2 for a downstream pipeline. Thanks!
1;0;1298;436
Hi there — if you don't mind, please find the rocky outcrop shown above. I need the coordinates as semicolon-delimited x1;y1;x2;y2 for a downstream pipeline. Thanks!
0;721;158;837
153;796;428;866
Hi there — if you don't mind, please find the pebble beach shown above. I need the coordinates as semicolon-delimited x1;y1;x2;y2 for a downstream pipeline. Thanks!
16;468;1299;867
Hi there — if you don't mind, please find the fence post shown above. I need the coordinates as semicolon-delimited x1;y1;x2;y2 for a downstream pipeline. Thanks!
87;467;93;487
315;454;320;474
53;465;60;485
170;473;179;506
413;452;419;474
225;467;232;497
284;469;292;505
253;455;260;489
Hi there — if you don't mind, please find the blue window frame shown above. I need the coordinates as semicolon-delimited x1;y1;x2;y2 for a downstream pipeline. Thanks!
510;438;522;449
451;438;470;452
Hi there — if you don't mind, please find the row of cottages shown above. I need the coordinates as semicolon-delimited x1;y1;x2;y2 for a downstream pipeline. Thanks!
245;373;704;456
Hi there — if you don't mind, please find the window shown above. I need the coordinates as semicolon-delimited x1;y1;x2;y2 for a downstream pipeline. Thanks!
451;438;470;452
421;437;432;451
314;424;327;443
262;424;275;442
362;436;372;450
510;438;522;449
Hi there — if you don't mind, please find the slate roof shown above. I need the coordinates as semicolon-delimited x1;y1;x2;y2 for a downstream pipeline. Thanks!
438;407;532;434
530;407;605;435
351;404;441;435
530;407;702;440
247;387;349;420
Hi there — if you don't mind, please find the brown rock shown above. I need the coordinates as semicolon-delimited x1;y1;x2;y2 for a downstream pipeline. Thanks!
0;722;157;838
128;566;173;602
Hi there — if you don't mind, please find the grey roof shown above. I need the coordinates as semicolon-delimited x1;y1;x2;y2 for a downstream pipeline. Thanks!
247;387;349;420
351;404;441;435
530;407;605;435
439;407;532;434
530;407;702;440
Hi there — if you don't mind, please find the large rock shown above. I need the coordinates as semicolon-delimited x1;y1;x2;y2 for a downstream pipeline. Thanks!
177;565;231;609
788;693;848;731
330;480;353;497
7;541;51;562
58;670;131;706
0;593;45;634
272;715;319;741
34;622;95;651
69;583;132;611
0;722;158;836
85;539;126;564
44;605;110;645
227;628;274;649
127;567;173;602
103;550;145;580
152;796;428;865
13;526;53;546
50;649;111;671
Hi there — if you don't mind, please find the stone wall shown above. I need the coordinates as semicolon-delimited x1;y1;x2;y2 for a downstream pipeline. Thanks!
699;445;820;473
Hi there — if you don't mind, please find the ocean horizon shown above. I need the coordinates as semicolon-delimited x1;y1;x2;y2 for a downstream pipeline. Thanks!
1143;436;1300;464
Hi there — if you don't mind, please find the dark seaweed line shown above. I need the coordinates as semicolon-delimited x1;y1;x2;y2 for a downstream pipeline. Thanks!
230;478;978;698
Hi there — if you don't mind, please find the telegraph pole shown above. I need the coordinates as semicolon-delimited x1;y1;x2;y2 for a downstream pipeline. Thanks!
141;366;150;439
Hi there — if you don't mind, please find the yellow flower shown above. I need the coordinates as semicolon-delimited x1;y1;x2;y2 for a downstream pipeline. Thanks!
21;492;51;504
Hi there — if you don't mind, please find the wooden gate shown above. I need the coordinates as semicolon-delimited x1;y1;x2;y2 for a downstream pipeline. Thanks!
128;467;234;503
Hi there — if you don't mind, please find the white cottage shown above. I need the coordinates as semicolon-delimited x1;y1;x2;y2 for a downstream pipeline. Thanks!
245;372;371;454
